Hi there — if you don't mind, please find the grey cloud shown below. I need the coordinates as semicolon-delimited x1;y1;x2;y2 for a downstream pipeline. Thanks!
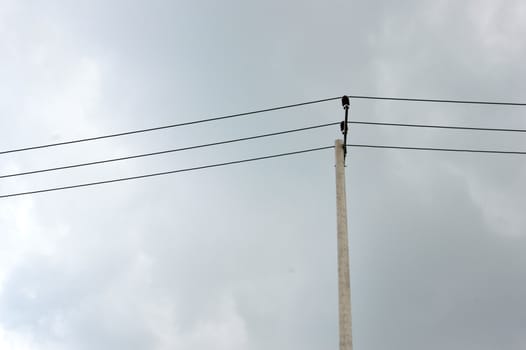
1;0;526;349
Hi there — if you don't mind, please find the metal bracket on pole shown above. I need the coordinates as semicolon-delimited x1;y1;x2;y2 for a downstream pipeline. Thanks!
340;96;350;160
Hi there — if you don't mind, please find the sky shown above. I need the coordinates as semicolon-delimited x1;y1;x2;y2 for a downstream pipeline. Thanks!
1;0;526;349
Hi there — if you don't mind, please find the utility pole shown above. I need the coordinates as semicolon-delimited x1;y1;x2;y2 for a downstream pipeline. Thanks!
336;96;352;350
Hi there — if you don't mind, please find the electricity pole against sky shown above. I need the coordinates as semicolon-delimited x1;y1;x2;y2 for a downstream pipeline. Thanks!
335;96;352;350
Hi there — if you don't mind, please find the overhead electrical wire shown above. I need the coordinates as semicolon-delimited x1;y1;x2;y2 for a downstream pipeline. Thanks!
2;93;526;198
4;141;526;199
2;118;522;181
0;97;339;156
0;146;335;199
348;120;526;133
348;144;526;155
348;95;526;106
0;122;338;179
1;94;525;157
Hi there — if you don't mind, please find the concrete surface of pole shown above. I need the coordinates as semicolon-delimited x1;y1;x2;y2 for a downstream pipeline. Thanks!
335;139;353;350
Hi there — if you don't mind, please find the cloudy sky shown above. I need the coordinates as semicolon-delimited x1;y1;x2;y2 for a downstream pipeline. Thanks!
1;0;526;349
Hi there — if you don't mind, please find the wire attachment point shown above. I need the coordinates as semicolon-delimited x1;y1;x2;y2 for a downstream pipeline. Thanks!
341;96;350;159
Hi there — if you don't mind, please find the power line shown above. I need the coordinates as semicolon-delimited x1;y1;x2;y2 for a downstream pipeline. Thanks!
0;97;339;156
348;121;526;133
0;146;334;199
3;94;526;157
348;95;526;106
348;144;526;154
0;123;337;179
4;141;526;199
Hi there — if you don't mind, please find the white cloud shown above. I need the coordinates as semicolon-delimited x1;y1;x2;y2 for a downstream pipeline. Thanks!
0;325;35;350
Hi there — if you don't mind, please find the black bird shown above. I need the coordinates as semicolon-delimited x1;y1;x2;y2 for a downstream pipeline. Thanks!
340;121;347;135
341;95;350;109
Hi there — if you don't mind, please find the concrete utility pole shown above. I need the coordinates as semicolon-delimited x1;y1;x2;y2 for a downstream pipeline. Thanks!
335;95;352;350
335;139;352;350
